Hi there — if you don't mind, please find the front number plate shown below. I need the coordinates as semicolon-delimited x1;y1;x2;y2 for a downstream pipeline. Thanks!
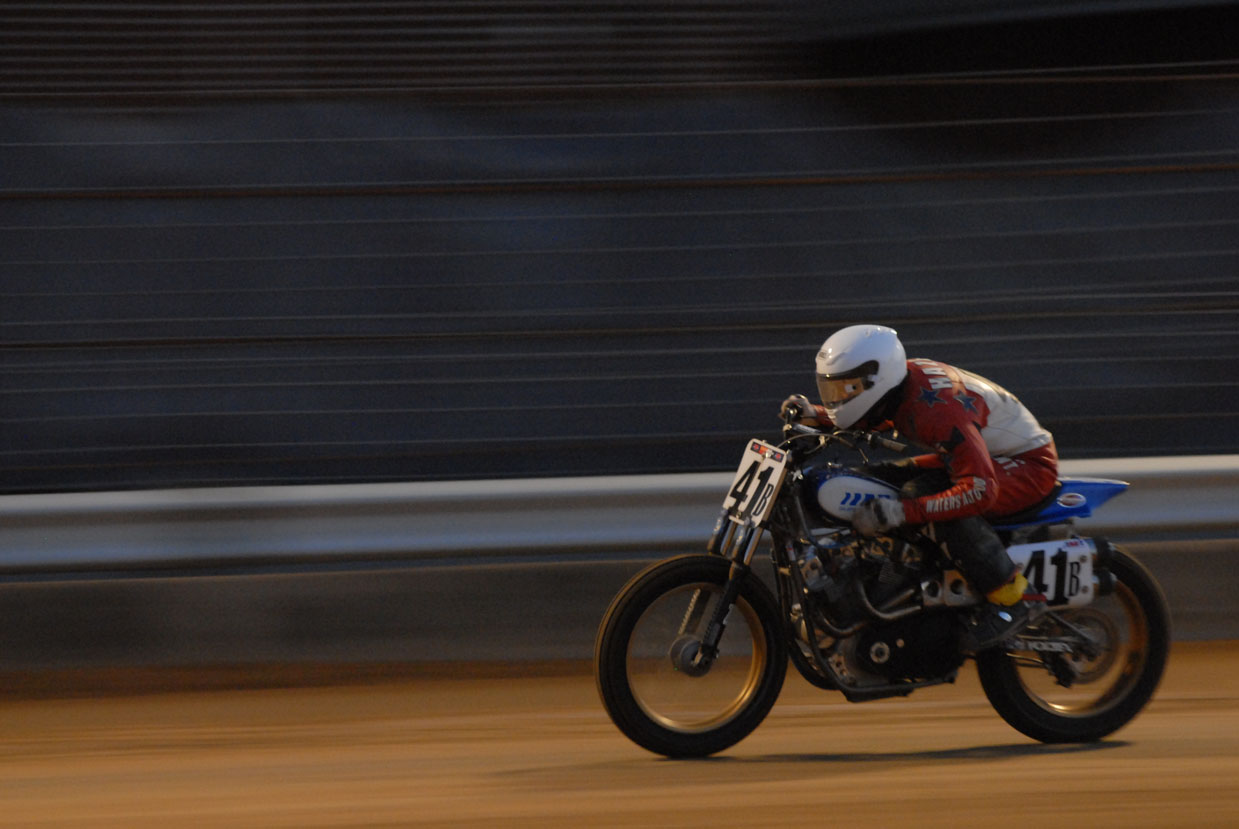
724;440;789;528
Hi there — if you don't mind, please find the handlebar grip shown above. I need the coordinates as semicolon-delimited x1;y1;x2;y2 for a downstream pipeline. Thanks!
871;434;910;453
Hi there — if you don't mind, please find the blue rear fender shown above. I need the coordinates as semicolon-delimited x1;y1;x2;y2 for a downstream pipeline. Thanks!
995;477;1129;529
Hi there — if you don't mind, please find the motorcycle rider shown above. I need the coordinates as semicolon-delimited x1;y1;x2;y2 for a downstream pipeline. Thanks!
781;324;1058;651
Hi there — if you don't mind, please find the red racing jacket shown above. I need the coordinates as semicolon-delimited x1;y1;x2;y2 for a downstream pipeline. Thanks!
812;358;1057;523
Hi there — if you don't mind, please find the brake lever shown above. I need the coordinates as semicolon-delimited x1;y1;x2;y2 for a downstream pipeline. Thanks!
826;429;858;449
783;420;824;439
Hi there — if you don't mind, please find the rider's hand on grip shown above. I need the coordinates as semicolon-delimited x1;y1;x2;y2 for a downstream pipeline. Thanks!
852;497;905;536
780;394;816;423
867;457;918;475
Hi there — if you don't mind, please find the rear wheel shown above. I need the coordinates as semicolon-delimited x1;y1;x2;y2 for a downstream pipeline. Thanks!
594;555;787;757
976;546;1170;742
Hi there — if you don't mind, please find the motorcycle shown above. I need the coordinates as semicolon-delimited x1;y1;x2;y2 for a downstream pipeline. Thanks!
594;414;1171;758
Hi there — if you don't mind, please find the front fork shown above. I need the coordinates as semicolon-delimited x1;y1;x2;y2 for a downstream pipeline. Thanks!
677;510;763;672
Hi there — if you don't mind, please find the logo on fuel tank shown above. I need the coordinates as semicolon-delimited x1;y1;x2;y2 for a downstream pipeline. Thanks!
838;491;894;507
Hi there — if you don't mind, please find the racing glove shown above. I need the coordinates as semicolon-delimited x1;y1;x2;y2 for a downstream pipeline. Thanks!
780;394;819;424
866;457;919;474
852;497;906;536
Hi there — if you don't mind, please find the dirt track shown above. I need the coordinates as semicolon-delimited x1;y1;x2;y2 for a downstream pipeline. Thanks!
3;641;1238;827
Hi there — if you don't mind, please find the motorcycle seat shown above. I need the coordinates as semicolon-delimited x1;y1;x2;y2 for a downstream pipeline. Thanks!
989;481;1064;526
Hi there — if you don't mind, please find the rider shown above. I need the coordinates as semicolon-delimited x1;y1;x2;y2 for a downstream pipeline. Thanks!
781;324;1058;651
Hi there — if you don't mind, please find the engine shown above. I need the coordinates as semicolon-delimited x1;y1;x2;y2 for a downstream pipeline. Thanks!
853;612;964;682
796;531;964;686
790;460;968;687
798;534;926;627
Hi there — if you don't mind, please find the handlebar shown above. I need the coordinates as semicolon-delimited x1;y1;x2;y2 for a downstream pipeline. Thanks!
865;432;911;454
779;404;913;455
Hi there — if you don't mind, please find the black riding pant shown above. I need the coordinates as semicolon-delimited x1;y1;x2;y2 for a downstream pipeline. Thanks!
894;468;1017;595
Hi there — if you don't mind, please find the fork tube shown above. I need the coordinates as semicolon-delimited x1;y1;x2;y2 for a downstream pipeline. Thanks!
707;508;736;555
696;560;749;666
690;529;760;668
737;525;765;567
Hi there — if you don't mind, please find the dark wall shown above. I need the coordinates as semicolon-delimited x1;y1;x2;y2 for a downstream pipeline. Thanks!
2;4;1237;494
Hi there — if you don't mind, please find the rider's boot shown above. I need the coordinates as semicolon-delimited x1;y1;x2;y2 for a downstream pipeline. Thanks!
941;516;1044;652
961;572;1046;652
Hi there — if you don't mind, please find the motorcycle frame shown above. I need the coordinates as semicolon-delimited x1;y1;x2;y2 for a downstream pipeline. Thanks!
705;430;966;702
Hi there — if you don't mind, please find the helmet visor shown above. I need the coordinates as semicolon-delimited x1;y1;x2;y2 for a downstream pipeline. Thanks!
816;361;878;407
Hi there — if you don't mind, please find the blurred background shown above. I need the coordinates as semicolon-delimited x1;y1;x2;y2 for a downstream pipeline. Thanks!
0;1;1237;671
3;7;1238;822
2;0;1237;495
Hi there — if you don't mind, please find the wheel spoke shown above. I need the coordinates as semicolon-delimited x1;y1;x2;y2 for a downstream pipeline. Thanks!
595;554;787;756
627;583;766;732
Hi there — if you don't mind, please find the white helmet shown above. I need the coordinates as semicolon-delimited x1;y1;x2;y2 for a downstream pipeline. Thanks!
815;324;908;429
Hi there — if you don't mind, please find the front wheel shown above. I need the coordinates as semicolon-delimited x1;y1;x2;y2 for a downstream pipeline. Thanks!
594;554;787;757
976;545;1170;743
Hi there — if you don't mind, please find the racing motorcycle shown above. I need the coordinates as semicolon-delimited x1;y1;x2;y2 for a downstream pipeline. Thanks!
594;414;1170;758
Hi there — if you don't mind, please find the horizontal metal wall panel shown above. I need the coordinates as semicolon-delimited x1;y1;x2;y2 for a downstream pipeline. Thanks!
4;82;1238;491
1;6;1238;494
3;2;1235;100
0;0;811;98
